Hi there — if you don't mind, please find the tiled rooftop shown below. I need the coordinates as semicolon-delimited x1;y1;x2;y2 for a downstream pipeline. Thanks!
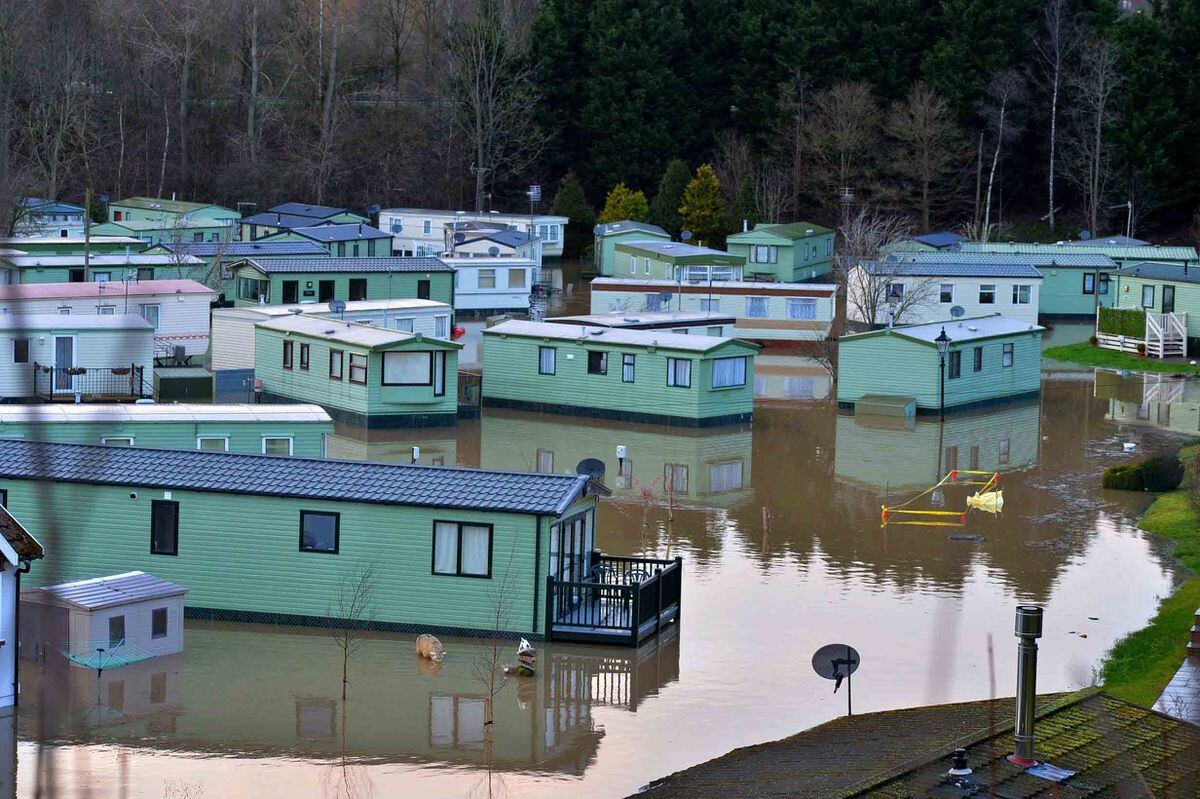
239;256;452;274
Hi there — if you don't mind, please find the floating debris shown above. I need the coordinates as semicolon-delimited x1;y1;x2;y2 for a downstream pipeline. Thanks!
948;534;986;543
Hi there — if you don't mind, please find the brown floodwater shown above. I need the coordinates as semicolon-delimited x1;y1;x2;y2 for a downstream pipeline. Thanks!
13;268;1196;798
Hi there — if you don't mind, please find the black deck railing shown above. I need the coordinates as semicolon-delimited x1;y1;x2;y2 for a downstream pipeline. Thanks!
546;553;682;646
33;363;154;402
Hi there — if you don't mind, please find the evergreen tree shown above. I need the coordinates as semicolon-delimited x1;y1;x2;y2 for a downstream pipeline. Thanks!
649;159;691;236
551;172;596;260
529;0;594;179
598;183;651;224
679;164;727;245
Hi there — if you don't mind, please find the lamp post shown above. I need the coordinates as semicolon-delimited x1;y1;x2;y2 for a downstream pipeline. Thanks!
935;327;951;421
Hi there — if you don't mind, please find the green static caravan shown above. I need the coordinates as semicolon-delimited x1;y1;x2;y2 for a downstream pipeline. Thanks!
146;239;331;299
107;197;240;241
725;221;835;282
544;311;737;338
482;320;758;427
229;256;455;309
90;219;233;247
834;399;1040;493
0;253;209;285
479;409;753;509
1111;262;1200;349
592;221;670;276
837;314;1044;414
612;241;746;282
0;439;612;640
0;403;333;457
961;241;1200;270
253;314;463;429
256;223;393;257
0;236;146;256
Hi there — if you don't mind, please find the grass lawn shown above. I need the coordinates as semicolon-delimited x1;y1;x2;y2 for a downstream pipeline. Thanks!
1102;488;1200;706
1043;343;1199;375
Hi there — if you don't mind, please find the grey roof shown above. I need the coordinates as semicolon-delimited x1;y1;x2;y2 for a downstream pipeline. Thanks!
239;212;335;229
0;403;332;424
893;251;1115;269
843;314;1044;346
545;311;737;328
160;240;330;257
237;256;453;274
290;224;391;242
594;220;669;238
0;313;153;331
36;571;187;610
961;241;1199;261
909;231;962;248
1065;234;1148;246
268;202;363;220
485;319;756;353
464;229;536;248
0;439;595;515
1114;261;1200;284
868;259;1043;279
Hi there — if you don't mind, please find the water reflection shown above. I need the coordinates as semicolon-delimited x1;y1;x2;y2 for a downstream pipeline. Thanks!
753;355;832;402
1095;371;1200;439
19;623;679;776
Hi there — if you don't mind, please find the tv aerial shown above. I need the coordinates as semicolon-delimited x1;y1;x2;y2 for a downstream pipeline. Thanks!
812;643;861;716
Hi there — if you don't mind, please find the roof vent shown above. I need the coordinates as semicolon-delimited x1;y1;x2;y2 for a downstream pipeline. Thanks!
324;328;335;334
806;228;814;235
588;329;604;336
967;325;978;332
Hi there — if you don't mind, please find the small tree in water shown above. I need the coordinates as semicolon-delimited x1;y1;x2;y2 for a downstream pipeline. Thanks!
330;562;378;701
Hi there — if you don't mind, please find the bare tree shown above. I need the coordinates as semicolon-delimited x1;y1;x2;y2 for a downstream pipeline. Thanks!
773;72;813;218
753;163;790;224
330;562;378;702
807;81;880;215
885;82;964;231
1063;37;1123;237
837;205;933;326
979;71;1025;242
447;0;546;213
1031;0;1078;234
473;542;518;742
713;130;754;207
21;34;91;200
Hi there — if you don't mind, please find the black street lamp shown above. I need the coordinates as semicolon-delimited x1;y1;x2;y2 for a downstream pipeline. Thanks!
935;326;951;421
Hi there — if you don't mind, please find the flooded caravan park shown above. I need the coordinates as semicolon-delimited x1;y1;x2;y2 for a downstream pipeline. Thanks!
12;271;1196;798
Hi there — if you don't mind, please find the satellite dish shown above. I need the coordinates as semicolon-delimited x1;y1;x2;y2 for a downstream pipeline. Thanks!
576;458;605;482
329;299;347;316
658;291;673;303
1079;230;1092;240
487;246;500;257
454;232;466;244
812;643;861;714
950;305;966;318
680;230;694;242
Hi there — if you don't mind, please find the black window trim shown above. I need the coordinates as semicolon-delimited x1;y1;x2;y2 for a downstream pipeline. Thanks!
329;348;344;380
299;343;310;370
973;346;983;372
621;353;635;383
150;499;179;556
710;355;748;388
348;352;368;385
151;607;169;639
283;339;294;370
538;345;556;376
381;350;434;386
430;520;494;579
12;338;28;364
587;349;608;375
666;357;692;388
299;510;341;555
948;349;962;380
434;350;447;397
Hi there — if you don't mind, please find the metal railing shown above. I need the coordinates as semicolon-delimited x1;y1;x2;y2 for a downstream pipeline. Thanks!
547;553;683;646
33;362;154;402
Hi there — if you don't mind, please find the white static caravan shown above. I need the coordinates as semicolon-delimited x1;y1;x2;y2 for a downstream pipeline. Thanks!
0;314;154;401
0;279;217;358
379;208;567;258
21;571;187;665
443;256;538;314
0;506;44;712
589;278;838;343
544;311;738;338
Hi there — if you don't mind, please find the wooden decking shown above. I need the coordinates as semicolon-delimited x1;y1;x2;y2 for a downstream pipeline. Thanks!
551;599;680;644
546;554;683;647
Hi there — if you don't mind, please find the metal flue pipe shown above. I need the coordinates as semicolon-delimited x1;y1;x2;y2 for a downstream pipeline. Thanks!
1008;605;1043;767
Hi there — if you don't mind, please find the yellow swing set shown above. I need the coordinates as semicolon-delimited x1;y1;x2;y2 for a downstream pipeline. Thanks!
881;470;1003;527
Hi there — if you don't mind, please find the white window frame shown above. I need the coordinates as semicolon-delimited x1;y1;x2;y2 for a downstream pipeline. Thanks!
434;315;449;338
262;436;294;456
97;305;116;315
140;303;162;329
101;436;134;447
1142;285;1155;308
196;436;229;452
478;269;496;289
1012;284;1031;305
886;282;905;302
939;284;954;304
746;296;769;318
786;297;817;320
699;298;719;312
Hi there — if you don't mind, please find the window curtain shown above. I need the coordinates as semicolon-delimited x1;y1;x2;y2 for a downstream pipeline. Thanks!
668;358;691;387
709;460;744;492
746;296;768;317
384;351;430;384
787;298;816;320
433;522;458;574
622;354;635;382
395;317;415;332
434;351;446;394
460;525;490;575
711;357;746;388
539;347;555;373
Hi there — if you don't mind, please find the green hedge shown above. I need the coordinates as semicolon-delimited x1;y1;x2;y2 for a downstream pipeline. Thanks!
1097;307;1146;338
1102;454;1185;491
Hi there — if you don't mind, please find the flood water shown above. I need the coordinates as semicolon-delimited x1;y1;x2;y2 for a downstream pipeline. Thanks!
14;267;1196;798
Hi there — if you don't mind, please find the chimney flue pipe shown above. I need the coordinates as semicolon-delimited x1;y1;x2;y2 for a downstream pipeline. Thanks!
1008;605;1043;767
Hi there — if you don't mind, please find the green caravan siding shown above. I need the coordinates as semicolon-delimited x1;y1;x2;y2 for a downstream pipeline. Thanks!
597;230;670;276
257;232;388;257
254;327;458;417
4;479;566;635
833;401;1041;490
837;330;1042;410
611;248;673;280
1;240;143;255
1114;275;1200;339
1038;267;1115;316
482;333;755;421
0;419;330;457
233;268;454;308
726;227;835;282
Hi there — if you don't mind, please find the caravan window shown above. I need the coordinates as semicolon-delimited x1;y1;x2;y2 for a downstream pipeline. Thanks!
746;297;769;318
150;500;179;556
433;521;492;577
12;339;28;364
538;346;556;375
711;356;747;388
787;298;816;320
383;351;432;385
667;358;692;388
299;511;339;554
151;608;168;639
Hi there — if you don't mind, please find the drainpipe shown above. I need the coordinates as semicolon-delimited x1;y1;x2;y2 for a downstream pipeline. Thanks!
1008;605;1043;767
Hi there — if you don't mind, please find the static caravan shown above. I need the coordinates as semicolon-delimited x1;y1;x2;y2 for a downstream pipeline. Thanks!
107;197;240;239
21;571;187;665
612;241;745;282
229;256;455;309
324;426;459;466
254;314;463;428
0;403;333;457
0;314;155;402
0;253;208;285
448;229;541;266
0;236;145;256
0;504;44;712
961;241;1200;270
441;256;538;314
0;279;217;358
837;314;1044;414
211;299;453;398
593;221;670;276
0;439;681;645
726;221;835;281
545;311;736;338
846;259;1043;326
379;208;568;258
482;320;758;427
257;223;393;257
590;277;837;343
1110;262;1200;353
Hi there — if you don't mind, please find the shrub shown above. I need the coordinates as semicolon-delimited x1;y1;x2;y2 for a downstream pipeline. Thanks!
1097;307;1147;338
1103;455;1186;492
1185;449;1200;513
1089;335;1099;347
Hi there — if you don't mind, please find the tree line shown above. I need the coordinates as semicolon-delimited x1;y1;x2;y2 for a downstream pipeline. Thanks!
3;0;1200;245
